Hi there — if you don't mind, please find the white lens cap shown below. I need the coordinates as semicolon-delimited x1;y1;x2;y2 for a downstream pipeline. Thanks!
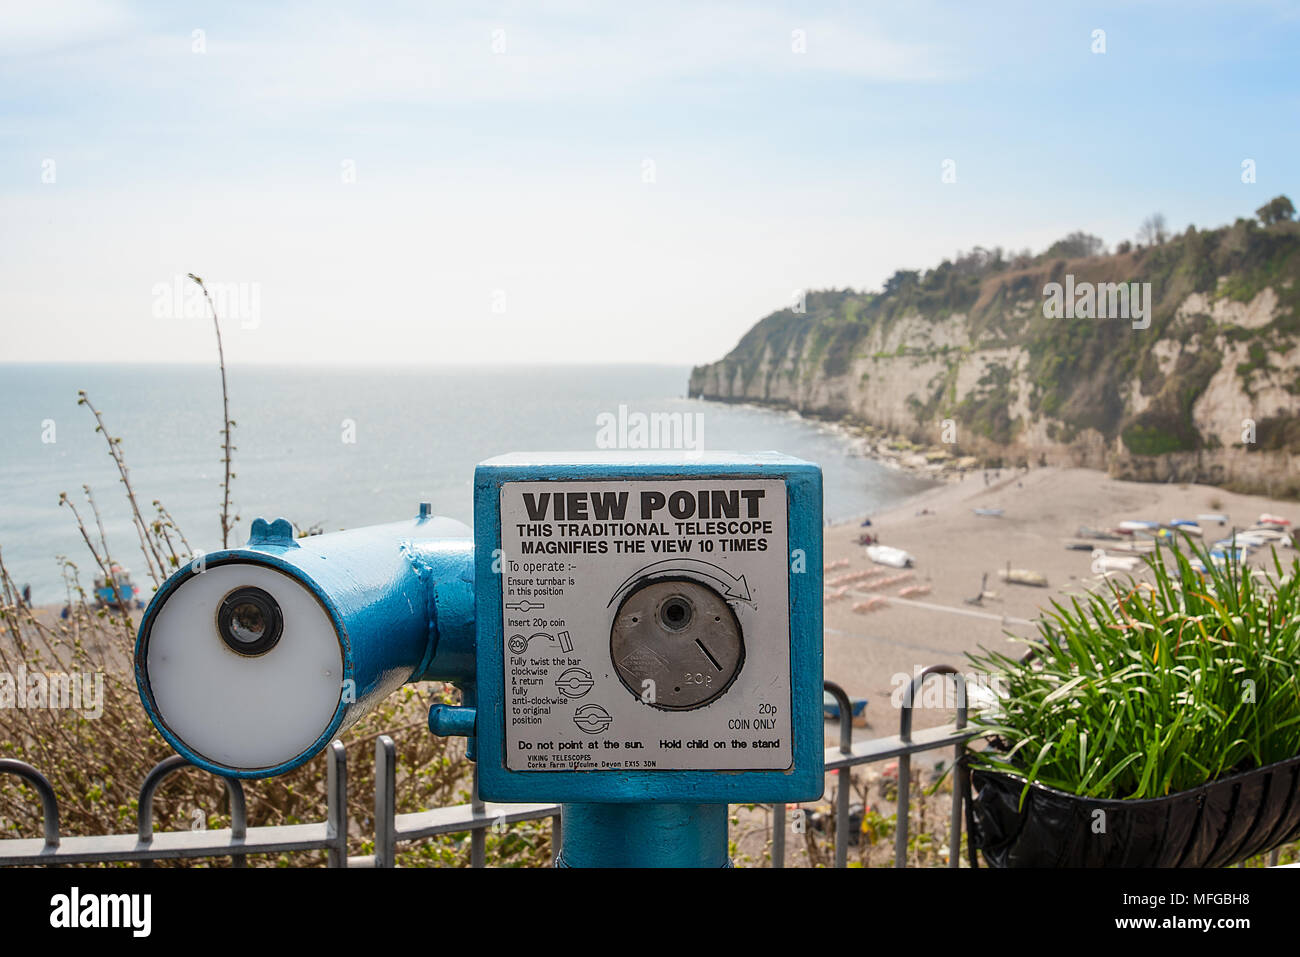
144;563;344;771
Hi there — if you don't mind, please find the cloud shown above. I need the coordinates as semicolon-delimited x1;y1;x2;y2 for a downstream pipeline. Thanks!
239;3;950;104
1;2;948;116
0;0;133;56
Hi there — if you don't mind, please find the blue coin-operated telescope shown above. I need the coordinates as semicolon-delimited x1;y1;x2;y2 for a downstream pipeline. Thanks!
135;452;823;867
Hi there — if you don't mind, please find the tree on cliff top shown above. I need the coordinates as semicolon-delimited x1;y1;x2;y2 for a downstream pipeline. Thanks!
1138;213;1168;246
1256;195;1296;226
1042;231;1105;260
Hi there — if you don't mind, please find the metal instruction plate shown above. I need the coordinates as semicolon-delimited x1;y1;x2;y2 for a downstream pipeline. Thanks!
499;478;791;771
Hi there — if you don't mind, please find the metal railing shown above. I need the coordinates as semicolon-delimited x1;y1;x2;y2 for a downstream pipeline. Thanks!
773;668;977;868
0;672;976;868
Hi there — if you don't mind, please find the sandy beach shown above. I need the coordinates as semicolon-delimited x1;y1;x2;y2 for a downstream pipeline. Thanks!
26;464;1296;768
820;466;1298;748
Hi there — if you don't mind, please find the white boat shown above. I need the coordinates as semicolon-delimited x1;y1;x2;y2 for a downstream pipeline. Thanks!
1223;528;1291;548
1092;553;1141;573
998;567;1048;587
865;544;914;568
1112;541;1156;553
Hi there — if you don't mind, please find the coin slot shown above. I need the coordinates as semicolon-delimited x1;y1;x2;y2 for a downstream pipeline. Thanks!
695;638;722;671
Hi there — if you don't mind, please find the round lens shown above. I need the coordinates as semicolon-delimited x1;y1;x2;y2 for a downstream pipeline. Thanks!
659;595;693;632
228;602;266;643
217;587;283;656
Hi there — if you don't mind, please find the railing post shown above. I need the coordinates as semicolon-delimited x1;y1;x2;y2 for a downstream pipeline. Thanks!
0;759;60;850
949;681;969;869
326;740;348;868
374;735;396;868
138;754;246;866
895;665;963;868
471;762;486;868
138;755;188;845
138;754;187;867
771;803;786;868
824;681;854;868
227;776;247;868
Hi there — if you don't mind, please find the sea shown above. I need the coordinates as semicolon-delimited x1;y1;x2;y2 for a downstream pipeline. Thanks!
0;363;933;603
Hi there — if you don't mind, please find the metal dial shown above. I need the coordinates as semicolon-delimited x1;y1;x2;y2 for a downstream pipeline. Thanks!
610;578;744;710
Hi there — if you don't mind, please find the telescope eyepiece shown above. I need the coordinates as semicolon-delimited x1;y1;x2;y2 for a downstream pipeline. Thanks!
658;594;693;632
217;586;284;656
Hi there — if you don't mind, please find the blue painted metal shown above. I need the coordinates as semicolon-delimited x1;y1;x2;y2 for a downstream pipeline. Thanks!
134;451;825;868
134;512;476;778
555;803;730;868
429;705;477;738
472;451;824;805
247;516;300;548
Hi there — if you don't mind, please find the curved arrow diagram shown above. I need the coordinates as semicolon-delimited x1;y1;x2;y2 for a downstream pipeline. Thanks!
607;559;754;608
573;704;613;734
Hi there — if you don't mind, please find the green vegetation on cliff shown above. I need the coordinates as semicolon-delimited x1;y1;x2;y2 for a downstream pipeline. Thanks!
693;198;1300;456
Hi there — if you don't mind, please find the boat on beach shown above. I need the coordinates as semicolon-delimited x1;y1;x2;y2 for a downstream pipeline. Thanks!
1076;525;1122;541
93;565;137;608
1118;520;1160;531
1217;527;1293;549
823;692;868;721
999;567;1048;587
865;544;914;568
1091;553;1141;573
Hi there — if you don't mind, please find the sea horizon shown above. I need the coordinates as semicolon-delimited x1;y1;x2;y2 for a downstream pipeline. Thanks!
0;361;933;602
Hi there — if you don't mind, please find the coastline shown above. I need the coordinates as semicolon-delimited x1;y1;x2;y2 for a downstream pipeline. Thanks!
692;397;978;524
714;399;976;479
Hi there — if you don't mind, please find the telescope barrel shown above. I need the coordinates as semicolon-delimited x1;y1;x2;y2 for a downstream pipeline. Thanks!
134;514;473;778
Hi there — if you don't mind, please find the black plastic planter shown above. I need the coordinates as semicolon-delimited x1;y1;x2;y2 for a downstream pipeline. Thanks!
968;752;1300;867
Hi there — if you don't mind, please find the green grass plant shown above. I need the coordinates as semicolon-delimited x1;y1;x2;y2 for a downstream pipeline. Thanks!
968;536;1300;802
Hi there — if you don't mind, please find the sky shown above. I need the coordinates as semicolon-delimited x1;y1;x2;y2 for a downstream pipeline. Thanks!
1;1;1298;366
